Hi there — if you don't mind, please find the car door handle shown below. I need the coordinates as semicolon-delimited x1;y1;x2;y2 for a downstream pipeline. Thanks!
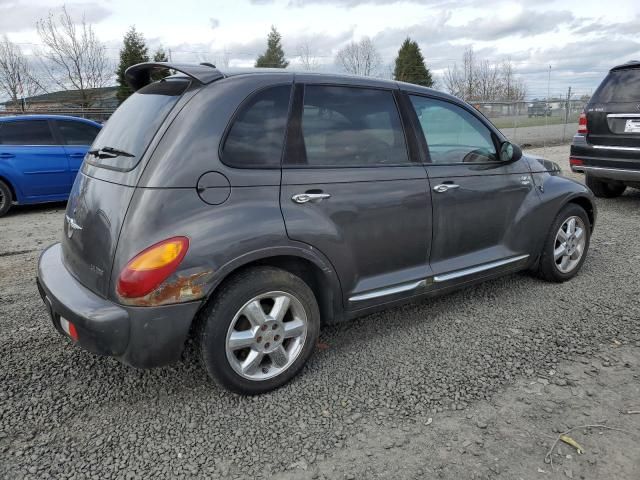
291;193;331;204
69;153;86;158
0;153;15;159
433;184;460;193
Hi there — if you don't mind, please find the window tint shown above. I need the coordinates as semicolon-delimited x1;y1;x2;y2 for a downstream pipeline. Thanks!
592;69;640;103
298;85;409;167
0;120;56;145
221;85;292;168
57;121;100;146
410;96;497;164
88;79;189;171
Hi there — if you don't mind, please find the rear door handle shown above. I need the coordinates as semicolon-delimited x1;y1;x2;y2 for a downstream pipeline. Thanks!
433;184;460;193
291;193;331;204
69;153;86;158
0;153;15;159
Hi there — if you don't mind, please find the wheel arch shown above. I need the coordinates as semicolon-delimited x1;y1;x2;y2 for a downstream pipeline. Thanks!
0;174;19;203
563;193;596;232
202;247;344;326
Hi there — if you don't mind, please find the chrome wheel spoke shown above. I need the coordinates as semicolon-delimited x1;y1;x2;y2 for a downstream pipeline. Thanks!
283;318;305;339
559;255;570;271
575;227;584;241
243;300;267;327
557;228;568;241
270;295;291;322
269;346;289;368
566;218;576;235
241;350;264;375
554;244;566;261
228;330;255;350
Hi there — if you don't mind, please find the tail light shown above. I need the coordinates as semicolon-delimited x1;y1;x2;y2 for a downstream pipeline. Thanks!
117;237;189;298
569;157;584;167
577;112;588;134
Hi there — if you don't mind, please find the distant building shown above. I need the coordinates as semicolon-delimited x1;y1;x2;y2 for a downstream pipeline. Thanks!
1;86;118;111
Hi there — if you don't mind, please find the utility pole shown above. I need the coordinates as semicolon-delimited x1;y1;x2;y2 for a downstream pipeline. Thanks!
562;86;572;142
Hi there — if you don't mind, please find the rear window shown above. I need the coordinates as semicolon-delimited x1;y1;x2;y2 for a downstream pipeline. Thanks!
592;69;640;103
87;79;189;171
56;120;100;146
0;120;56;145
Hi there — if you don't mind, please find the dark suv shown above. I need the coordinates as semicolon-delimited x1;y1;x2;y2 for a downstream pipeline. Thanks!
570;61;640;197
37;62;596;394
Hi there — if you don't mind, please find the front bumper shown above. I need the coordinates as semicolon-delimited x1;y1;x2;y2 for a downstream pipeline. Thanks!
36;243;202;368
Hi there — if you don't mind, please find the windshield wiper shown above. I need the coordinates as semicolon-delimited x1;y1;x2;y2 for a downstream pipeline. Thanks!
88;146;135;159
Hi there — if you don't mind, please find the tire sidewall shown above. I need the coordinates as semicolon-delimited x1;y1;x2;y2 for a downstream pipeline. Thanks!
542;204;591;282
0;181;12;217
200;267;320;395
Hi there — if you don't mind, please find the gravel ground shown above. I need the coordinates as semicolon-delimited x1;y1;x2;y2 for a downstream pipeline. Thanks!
1;145;639;479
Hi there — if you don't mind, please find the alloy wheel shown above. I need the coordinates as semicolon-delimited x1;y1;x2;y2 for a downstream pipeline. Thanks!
554;216;586;274
225;291;308;381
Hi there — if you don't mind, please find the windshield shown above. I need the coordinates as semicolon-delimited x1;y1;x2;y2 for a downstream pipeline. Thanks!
86;79;189;171
592;69;640;104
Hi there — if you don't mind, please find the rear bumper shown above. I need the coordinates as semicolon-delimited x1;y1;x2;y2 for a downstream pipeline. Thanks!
570;134;640;182
36;243;201;368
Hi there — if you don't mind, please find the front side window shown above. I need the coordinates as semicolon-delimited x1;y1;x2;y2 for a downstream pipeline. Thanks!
0;120;56;146
410;96;497;164
298;85;409;167
221;84;292;168
56;121;100;146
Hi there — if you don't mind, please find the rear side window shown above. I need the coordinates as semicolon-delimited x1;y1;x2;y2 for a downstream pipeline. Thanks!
56;121;100;146
296;85;409;167
87;79;189;171
221;85;292;168
0;120;56;145
592;69;640;103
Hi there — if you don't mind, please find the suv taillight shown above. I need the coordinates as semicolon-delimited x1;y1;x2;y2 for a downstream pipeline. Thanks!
578;112;588;134
117;237;189;298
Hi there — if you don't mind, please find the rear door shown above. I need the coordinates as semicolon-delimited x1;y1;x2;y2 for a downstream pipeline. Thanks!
0;119;69;199
52;119;101;187
587;68;640;150
280;83;433;310
407;94;538;280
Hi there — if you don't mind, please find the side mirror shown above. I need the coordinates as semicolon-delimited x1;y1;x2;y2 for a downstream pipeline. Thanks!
500;141;522;163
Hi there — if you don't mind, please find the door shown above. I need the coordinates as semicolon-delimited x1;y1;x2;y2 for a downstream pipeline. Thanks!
53;119;101;187
407;94;539;280
0;119;69;199
280;84;433;309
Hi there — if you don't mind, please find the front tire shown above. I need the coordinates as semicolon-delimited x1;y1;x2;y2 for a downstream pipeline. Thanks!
586;175;626;198
536;203;590;282
197;266;320;395
0;180;12;217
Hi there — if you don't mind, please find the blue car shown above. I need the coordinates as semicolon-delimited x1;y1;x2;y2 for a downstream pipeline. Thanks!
0;115;101;216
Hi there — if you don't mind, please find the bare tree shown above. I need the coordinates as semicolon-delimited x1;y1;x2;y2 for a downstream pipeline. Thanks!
36;6;110;107
335;37;381;77
296;41;319;71
0;36;43;109
444;47;527;102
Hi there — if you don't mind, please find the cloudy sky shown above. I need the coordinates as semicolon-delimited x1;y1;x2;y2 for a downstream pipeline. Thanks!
2;0;639;99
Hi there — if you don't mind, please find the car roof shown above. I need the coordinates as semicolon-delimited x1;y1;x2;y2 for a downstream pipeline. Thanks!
0;114;102;127
610;60;640;71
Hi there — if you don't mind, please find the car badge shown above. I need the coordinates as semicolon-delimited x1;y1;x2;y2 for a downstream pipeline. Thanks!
65;214;83;238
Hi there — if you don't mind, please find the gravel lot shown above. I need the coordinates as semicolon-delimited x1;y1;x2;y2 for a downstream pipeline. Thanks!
500;123;579;148
1;145;639;479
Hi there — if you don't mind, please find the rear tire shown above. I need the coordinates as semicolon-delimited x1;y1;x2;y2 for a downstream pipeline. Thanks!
586;175;626;198
0;180;12;217
196;266;320;395
536;203;590;283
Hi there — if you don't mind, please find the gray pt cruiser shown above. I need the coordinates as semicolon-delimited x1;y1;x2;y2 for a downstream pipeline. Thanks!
37;62;596;394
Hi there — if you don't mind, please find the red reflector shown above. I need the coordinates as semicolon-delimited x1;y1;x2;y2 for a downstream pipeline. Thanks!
577;112;588;134
117;237;189;298
60;317;79;342
570;157;584;167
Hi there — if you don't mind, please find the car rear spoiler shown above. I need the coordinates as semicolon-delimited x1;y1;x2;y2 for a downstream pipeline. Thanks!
125;62;225;91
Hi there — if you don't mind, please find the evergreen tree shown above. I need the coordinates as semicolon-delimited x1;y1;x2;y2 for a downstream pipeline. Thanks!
393;38;433;87
151;47;170;81
116;26;149;102
255;26;289;68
